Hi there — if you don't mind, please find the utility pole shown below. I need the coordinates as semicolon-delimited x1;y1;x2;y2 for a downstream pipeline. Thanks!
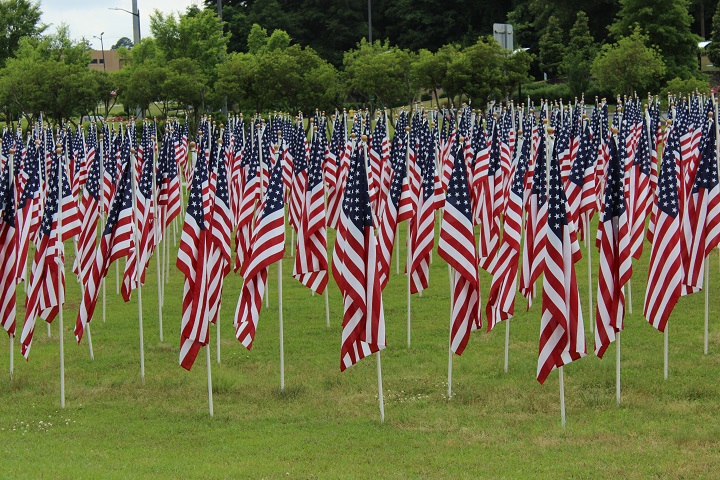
132;0;141;46
368;0;372;42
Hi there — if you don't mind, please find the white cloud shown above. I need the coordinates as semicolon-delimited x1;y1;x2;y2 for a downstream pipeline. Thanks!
39;0;201;49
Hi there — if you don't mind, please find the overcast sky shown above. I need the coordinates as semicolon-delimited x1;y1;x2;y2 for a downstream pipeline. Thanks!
39;0;202;49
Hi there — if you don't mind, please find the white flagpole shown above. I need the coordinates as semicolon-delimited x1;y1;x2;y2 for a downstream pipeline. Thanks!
9;334;13;380
586;214;594;334
705;262;710;355
206;343;214;417
616;330;621;405
56;146;65;409
324;289;330;328
277;141;285;393
627;279;633;315
395;226;400;275
8;147;15;377
376;351;385;423
405;126;412;348
664;324;669;380
130;148;145;384
115;255;120;295
447;266;454;399
290;228;295;258
152;134;163;342
559;366;566;428
99;133;107;323
85;304;94;361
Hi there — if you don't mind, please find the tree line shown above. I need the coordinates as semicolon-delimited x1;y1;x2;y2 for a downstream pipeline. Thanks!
0;0;719;131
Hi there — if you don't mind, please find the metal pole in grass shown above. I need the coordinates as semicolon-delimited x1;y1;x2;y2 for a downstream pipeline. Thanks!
206;343;214;417
405;125;412;348
546;102;566;428
153;133;163;343
447;266;454;399
130;148;145;384
8;147;15;379
99;132;107;323
627;279;633;315
56;145;66;409
616;330;621;405
705;261;710;355
376;351;385;423
664;324;669;380
277;141;285;394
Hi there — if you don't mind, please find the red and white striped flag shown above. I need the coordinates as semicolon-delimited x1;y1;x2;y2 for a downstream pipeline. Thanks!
293;134;328;293
644;125;683;332
22;149;81;359
0;156;17;338
235;156;286;350
594;137;632;358
121;145;155;301
486;134;529;331
683;122;720;292
537;148;586;384
333;141;385;370
75;146;134;343
177;135;213;369
438;141;481;354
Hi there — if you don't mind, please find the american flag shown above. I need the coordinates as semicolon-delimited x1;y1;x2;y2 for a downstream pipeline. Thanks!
627;109;653;260
156;128;182;237
15;139;43;284
408;123;439;294
205;130;233;327
478;118;502;270
234;136;260;272
537;147;586;384
293;132;328;293
177;133;212;369
76;127;101;289
121;145;155;301
520;132;548;308
21;149;81;359
376;114;407;290
333;140;385;371
565;120;597;239
75;150;134;343
324;113;345;229
289;124;308;232
644;125;682;333
595;137;632;358
438;140;481;354
0;155;17;337
234;154;286;350
486;133;529;331
683;122;720;292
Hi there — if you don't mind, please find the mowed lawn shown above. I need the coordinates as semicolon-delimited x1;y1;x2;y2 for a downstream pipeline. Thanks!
2;214;720;479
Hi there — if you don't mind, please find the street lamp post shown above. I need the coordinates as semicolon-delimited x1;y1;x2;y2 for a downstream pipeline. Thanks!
110;5;141;46
93;32;106;73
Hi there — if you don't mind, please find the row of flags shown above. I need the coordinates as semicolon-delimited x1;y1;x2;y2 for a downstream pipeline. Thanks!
2;93;719;389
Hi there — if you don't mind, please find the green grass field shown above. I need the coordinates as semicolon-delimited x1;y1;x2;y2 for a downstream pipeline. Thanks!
2;215;720;479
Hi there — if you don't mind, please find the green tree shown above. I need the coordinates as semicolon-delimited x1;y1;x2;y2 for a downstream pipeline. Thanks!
116;38;167;118
591;28;666;96
247;23;269;54
216;52;260;112
706;1;720;67
0;27;97;125
411;45;459;108
561;11;598;97
609;0;699;80
343;39;416;111
111;37;133;50
0;0;45;66
150;6;227;78
538;15;565;79
503;49;534;99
